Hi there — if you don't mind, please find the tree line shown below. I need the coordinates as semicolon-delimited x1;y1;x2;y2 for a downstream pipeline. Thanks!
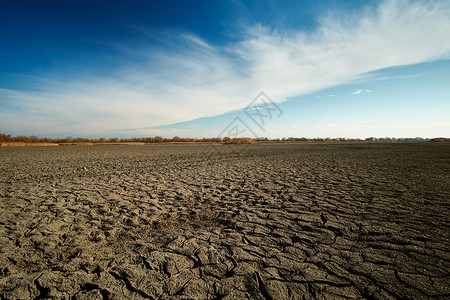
0;133;223;144
1;133;448;144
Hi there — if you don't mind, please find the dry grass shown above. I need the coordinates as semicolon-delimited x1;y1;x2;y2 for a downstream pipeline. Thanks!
0;142;59;147
224;138;255;144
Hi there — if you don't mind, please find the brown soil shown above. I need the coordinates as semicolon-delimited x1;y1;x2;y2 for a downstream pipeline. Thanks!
0;143;449;299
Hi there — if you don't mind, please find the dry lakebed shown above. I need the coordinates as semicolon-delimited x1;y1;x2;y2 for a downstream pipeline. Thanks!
1;143;449;299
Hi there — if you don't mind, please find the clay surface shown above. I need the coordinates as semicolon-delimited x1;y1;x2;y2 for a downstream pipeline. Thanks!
1;143;449;299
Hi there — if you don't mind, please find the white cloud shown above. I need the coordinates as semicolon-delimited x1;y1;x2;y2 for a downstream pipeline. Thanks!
352;89;372;95
1;0;450;137
316;94;335;98
265;120;450;139
251;105;276;110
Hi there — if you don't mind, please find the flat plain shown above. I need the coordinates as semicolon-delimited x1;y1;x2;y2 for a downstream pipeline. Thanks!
0;143;449;299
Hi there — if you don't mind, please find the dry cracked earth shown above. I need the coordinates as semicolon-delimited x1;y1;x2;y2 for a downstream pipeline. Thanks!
0;143;449;299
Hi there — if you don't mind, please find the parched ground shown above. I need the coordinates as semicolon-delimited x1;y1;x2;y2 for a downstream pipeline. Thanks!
0;143;449;299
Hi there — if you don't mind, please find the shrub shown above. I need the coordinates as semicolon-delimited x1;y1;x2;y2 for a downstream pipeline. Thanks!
224;137;254;144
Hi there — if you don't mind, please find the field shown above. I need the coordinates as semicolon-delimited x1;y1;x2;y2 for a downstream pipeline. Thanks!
1;143;449;299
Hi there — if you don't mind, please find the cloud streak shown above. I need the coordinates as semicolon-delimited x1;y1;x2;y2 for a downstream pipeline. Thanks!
352;89;372;95
1;0;450;137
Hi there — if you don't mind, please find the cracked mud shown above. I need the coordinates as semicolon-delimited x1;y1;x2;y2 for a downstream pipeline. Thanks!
1;143;449;299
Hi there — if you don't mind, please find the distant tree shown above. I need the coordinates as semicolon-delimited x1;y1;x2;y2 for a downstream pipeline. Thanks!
0;133;11;142
29;135;40;143
141;137;154;143
431;137;450;142
13;136;31;142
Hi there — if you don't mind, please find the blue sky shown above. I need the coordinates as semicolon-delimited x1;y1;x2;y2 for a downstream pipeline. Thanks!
154;60;450;138
0;0;449;138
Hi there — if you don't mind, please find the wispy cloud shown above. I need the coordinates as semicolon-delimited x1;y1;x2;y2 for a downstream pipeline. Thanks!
315;94;335;98
352;89;372;95
251;106;276;111
1;0;450;136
